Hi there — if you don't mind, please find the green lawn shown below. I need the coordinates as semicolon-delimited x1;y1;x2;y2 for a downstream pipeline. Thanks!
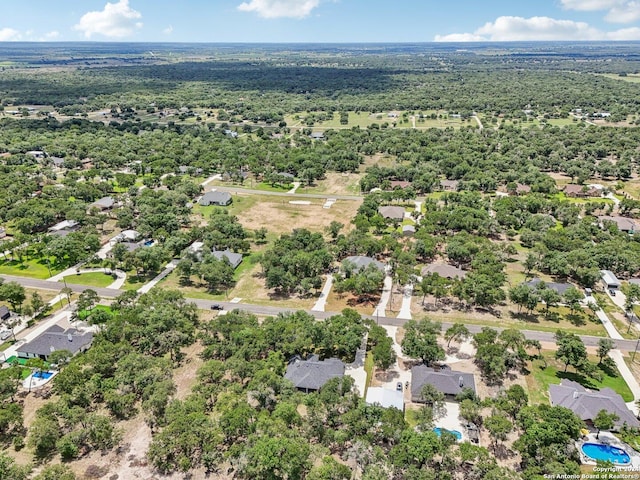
254;182;293;192
364;351;374;397
0;257;63;279
77;304;114;321
527;353;633;405
62;272;114;288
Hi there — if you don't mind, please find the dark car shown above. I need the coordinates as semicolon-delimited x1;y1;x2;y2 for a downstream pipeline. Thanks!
210;304;223;310
396;382;403;391
609;289;617;296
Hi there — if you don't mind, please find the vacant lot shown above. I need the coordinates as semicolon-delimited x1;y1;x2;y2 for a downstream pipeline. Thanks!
232;195;360;234
298;172;363;196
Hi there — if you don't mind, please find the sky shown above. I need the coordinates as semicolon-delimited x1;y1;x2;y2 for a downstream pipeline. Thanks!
1;0;640;43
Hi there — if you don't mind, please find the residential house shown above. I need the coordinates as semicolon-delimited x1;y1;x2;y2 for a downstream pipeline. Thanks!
421;264;466;280
524;277;574;296
514;183;531;195
113;230;139;243
211;249;243;269
378;206;406;221
343;256;386;273
550;379;639;428
17;325;93;362
411;365;476;402
224;129;239;138
48;220;79;237
601;270;621;291
598;216;639;234
199;191;232;207
25;150;46;159
439;179;460;191
365;387;404;411
277;172;295;181
563;184;600;198
284;355;345;393
309;132;325;140
402;225;416;237
49;156;65;168
90;196;116;211
390;180;412;189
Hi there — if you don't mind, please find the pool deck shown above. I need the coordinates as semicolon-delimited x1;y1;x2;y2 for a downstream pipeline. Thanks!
579;432;640;469
22;370;57;390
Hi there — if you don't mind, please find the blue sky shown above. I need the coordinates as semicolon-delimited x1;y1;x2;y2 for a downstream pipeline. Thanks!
1;0;640;42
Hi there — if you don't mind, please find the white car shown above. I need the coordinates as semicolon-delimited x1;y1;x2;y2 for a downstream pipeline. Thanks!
0;331;11;341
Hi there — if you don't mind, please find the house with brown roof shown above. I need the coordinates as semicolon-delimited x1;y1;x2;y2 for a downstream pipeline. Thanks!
563;184;600;198
439;179;459;191
390;180;411;189
378;206;405;221
421;264;466;280
598;216;639;234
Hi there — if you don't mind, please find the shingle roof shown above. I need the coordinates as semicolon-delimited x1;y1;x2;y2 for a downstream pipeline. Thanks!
199;191;232;206
549;379;639;428
598;216;639;233
343;256;385;273
284;356;345;391
411;366;476;401
211;249;243;268
92;196;115;209
421;264;466;279
524;277;573;296
0;305;10;320
378;206;406;220
17;326;93;359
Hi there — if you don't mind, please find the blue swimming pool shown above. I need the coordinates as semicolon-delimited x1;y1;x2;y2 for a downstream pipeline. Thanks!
433;427;462;440
581;443;631;465
32;371;53;380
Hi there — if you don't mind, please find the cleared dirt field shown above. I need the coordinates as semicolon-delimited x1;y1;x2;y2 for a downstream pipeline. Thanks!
234;196;360;234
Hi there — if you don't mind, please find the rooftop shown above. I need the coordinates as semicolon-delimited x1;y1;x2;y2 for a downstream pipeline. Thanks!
17;326;93;359
343;255;385;273
284;355;345;392
365;387;405;411
411;365;476;401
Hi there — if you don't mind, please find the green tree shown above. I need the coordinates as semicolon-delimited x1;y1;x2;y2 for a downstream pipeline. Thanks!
0;452;30;480
554;331;587;372
597;338;614;365
444;323;470;348
485;413;512;453
0;282;25;312
593;410;619;439
401;319;445;366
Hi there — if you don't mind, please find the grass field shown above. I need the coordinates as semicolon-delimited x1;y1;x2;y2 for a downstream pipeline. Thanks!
0;258;61;279
77;304;114;321
297;172;362;196
62;272;115;288
526;352;633;405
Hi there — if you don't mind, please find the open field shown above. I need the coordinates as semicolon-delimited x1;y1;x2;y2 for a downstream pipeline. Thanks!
0;258;61;279
230;195;361;234
297;172;363;195
61;272;115;288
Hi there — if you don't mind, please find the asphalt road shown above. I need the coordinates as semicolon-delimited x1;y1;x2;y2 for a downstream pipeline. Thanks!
4;273;640;352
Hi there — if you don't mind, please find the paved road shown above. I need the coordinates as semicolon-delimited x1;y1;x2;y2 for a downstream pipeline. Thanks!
208;185;363;201
5;273;640;352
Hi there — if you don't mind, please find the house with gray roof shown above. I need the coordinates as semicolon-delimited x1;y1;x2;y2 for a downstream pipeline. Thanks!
421;263;466;280
411;365;476;402
48;220;79;237
524;277;574;296
199;191;232;206
90;196;116;211
598;216;639;234
549;379;639;428
17;325;93;362
601;270;621;291
378;206;405;221
211;249;243;269
439;179;460;191
284;355;345;393
343;256;386;273
0;306;10;321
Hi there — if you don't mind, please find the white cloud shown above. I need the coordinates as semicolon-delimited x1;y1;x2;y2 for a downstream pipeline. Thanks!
237;0;321;19
434;15;640;41
43;31;60;40
561;0;640;23
74;0;143;38
163;25;173;35
0;28;21;41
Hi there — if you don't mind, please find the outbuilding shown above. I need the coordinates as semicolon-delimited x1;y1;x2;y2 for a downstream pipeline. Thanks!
600;270;621;291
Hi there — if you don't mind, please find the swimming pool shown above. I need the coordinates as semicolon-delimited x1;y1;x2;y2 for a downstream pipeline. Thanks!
581;443;631;465
433;427;462;440
32;371;53;380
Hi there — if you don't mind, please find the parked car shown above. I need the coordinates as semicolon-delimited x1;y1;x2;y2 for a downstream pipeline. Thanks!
210;304;223;310
609;289;617;296
0;331;11;341
584;288;592;296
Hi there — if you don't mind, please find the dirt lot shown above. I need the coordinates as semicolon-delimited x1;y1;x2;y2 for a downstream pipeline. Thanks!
233;196;360;234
